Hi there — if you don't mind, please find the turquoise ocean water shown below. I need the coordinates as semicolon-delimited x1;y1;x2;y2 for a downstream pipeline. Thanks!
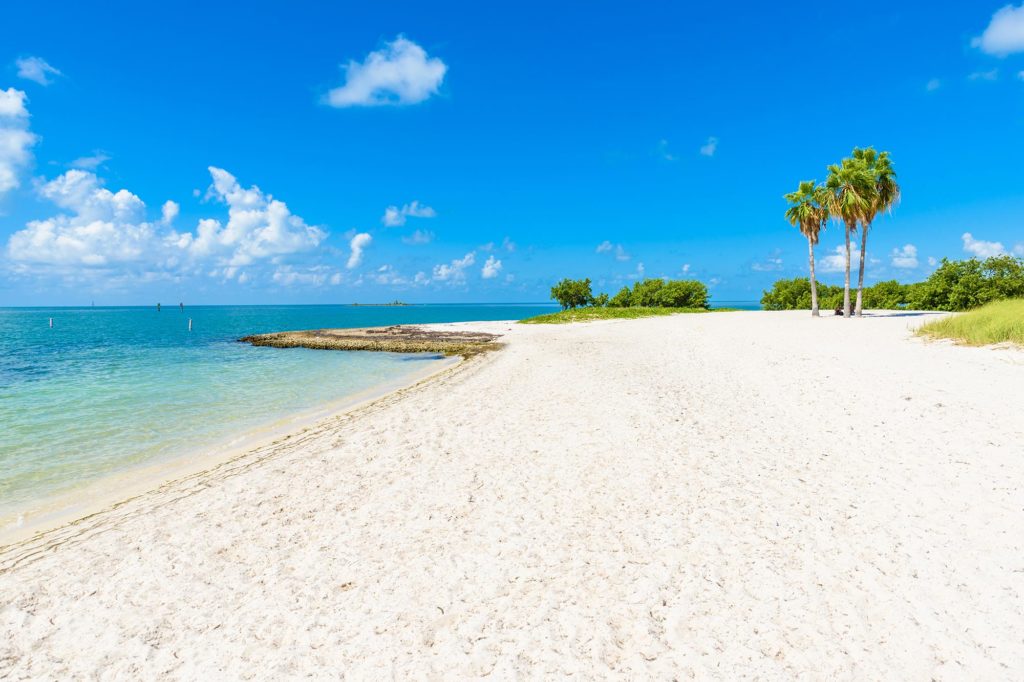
0;304;559;532
0;301;759;533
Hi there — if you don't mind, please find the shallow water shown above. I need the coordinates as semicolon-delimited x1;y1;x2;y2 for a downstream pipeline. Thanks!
0;304;555;529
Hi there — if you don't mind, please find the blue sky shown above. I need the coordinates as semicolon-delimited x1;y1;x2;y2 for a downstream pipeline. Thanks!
1;1;1023;305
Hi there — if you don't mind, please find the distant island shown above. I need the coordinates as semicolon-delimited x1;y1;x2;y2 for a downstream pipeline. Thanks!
350;300;409;307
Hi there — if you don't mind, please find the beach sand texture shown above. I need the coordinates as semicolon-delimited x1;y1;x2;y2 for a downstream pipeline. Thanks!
1;311;1022;678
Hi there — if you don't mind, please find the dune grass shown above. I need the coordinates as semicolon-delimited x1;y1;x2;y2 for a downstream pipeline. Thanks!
520;307;726;324
916;299;1024;347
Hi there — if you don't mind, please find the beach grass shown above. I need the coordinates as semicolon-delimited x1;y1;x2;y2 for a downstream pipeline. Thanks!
520;307;725;324
916;299;1024;347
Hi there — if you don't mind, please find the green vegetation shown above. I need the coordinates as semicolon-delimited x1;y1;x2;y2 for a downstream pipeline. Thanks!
917;299;1024;347
784;146;900;318
550;278;595;309
761;255;1024;312
520;307;718;324
533;276;712;323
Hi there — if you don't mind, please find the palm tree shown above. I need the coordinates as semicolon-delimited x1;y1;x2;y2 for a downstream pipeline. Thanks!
852;147;900;316
784;181;829;316
823;156;875;317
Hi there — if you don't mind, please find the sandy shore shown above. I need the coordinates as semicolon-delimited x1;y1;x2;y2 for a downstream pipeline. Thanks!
1;311;1022;678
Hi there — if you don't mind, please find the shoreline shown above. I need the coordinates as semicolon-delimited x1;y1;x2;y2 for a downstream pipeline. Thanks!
0;351;463;551
1;312;1021;677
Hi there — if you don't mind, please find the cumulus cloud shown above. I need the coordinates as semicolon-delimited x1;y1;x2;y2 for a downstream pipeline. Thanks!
0;88;37;199
973;4;1024;56
180;167;326;271
402;229;434;245
481;255;502;279
926;78;942;91
502;236;516;252
432;251;475;283
16;56;62;86
326;36;447;108
819;245;862;273
962;232;1005;258
161;200;179;225
6;167;327;284
596;240;630;261
7;170;160;267
700;136;718;157
381;200;436;226
347;232;372;269
890;244;919;268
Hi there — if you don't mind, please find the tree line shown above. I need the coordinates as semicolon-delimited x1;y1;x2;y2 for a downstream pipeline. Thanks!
784;147;899;317
762;255;1024;312
551;277;709;310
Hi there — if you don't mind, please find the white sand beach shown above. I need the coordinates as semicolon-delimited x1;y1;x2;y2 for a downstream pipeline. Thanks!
1;311;1022;678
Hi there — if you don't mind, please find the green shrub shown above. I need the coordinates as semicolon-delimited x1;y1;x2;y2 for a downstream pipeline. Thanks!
655;279;709;308
608;286;632;307
908;256;1024;311
760;277;844;310
550;278;594;309
862;280;908;309
630;278;665;307
593;292;609;307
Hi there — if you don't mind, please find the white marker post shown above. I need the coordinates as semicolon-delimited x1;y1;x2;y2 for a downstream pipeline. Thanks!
188;318;193;332
49;318;53;328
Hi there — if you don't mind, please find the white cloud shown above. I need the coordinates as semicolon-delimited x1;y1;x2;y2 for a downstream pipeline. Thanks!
7;170;160;267
0;88;37;199
973;4;1024;56
502;236;516;252
326;36;447;108
373;264;408;285
70;151;110;170
962;232;1005;258
1013;243;1024;256
481;255;502;279
926;78;942;91
596;240;630;261
16;56;62;86
381;199;436;226
681;263;691;274
181;167;326;271
969;69;999;81
402;229;434;245
432;251;475;283
819;245;862;273
700;136;718;157
161;200;179;225
6;167;327;283
890;244;919;268
347;232;372;269
928;256;938;267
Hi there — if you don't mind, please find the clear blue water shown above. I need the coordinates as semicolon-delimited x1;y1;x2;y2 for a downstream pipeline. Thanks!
0;304;557;528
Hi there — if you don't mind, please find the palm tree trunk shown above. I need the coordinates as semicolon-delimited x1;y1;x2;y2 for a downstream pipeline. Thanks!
843;220;852;317
808;237;819;317
855;222;869;317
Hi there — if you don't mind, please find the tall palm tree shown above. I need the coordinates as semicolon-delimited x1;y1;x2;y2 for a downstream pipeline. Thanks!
852;147;900;316
823;156;875;317
784;180;829;316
